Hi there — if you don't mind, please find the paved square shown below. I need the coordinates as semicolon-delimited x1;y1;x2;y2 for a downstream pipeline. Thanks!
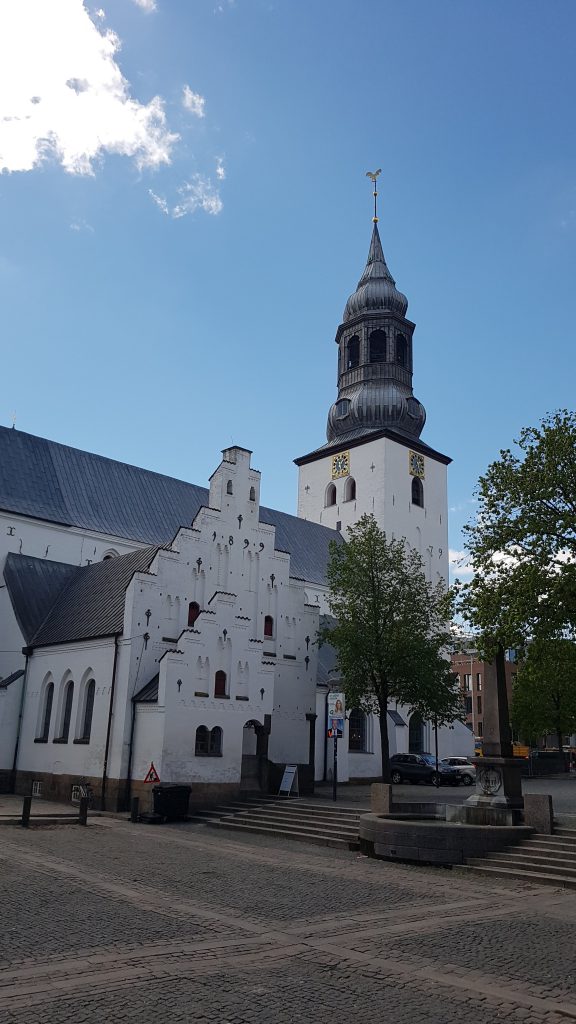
0;817;575;1023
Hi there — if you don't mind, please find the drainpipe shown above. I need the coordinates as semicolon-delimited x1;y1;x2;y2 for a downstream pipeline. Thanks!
124;698;137;811
101;634;120;811
11;648;31;788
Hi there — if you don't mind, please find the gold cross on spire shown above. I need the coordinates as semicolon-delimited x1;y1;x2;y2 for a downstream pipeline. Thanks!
365;168;382;222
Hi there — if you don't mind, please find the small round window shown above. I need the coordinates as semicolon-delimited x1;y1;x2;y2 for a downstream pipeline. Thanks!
335;399;351;419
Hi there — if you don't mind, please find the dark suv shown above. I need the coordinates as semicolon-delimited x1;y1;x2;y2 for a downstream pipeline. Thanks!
389;753;460;786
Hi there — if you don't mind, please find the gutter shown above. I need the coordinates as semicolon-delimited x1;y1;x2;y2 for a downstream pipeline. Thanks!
101;634;120;811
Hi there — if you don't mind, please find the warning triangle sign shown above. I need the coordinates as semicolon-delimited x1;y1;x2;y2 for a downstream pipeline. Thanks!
144;762;160;784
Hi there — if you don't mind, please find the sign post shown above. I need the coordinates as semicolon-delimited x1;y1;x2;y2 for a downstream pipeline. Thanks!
327;692;345;803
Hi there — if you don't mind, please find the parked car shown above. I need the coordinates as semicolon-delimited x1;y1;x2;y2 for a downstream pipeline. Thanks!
440;756;476;786
389;753;460;786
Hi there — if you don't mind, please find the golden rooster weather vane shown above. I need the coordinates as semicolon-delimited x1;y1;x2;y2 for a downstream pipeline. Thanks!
366;168;382;222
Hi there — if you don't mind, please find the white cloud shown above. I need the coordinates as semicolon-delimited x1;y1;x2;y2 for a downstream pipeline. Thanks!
215;156;225;180
449;549;474;579
70;218;94;232
149;174;223;219
0;0;178;175
131;0;157;11
182;86;205;119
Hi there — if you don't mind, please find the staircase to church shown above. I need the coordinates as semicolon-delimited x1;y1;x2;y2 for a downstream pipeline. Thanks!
463;827;576;888
189;797;361;850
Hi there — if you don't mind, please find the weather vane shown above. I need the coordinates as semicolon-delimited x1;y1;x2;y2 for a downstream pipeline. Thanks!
365;168;382;223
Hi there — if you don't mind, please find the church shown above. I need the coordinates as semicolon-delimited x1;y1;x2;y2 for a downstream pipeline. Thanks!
0;195;472;809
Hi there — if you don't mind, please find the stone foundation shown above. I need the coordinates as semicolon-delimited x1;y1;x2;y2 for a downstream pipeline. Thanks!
359;812;533;865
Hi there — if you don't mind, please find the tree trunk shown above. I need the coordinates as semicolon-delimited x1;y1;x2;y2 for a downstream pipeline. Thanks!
378;696;390;782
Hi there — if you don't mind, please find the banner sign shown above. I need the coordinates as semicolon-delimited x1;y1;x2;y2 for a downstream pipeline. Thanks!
327;691;345;738
279;764;299;796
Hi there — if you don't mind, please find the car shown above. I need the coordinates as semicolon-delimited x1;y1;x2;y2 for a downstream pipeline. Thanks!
441;756;477;786
389;753;460;786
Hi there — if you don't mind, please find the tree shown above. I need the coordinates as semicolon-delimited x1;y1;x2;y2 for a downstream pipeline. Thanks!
461;410;576;650
319;515;462;783
511;638;576;760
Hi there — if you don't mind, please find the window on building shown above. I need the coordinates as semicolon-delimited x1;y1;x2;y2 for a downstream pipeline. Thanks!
57;680;74;742
344;476;356;501
476;673;482;691
264;615;274;638
188;601;200;627
477;695;482;716
226;480;233;495
195;726;209;755
209;727;222;756
335;399;351;419
347;335;360;369
464;695;473;715
396;333;408;367
37;682;54;741
477;721;483;737
249;486;256;501
463;673;472;691
411;477;424;507
369;329;387;363
80;679;95;742
325;483;336;507
348;709;366;752
214;671;227;697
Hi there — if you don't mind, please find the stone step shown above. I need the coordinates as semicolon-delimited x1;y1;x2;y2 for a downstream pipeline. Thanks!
462;862;576;889
238;804;361;823
474;854;576;879
228;811;359;837
522;836;576;853
508;845;576;865
206;818;359;850
193;801;361;823
555;827;576;837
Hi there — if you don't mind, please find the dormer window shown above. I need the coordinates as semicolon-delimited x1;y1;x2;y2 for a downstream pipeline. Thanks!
335;399;350;419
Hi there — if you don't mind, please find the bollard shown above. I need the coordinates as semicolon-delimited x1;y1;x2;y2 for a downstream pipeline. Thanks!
78;796;88;826
21;795;32;828
130;797;140;823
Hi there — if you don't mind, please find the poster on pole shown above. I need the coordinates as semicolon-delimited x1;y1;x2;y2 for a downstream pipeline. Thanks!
327;692;345;738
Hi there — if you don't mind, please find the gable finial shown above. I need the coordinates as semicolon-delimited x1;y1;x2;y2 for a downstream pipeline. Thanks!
365;168;382;223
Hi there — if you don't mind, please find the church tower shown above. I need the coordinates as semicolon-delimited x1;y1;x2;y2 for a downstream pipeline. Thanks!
295;175;451;586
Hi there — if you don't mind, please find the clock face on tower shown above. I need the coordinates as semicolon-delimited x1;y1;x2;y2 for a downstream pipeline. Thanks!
409;451;425;478
331;451;350;479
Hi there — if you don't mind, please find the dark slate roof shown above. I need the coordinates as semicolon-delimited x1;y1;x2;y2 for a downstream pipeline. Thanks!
0;668;25;689
4;547;158;648
133;674;159;703
388;709;407;727
294;426;451;467
0;426;342;586
3;553;79;643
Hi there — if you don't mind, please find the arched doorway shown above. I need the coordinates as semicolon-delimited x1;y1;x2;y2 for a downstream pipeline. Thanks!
408;713;424;754
241;719;270;791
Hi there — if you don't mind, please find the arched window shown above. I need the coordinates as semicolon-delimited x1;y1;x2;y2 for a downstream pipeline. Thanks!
409;712;424;753
264;615;274;638
57;680;74;742
396;333;408;367
188;601;200;627
344;477;356;502
347;335;360;369
210;726;222;755
78;679;95;742
325;483;336;507
214;671;227;697
249;486;256;501
349;709;366;752
369;329;387;363
36;681;54;741
411;477;424;508
226;480;233;495
195;726;209;755
102;549;118;561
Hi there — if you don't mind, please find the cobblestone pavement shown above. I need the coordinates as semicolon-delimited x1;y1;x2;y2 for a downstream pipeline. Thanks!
1;819;576;1023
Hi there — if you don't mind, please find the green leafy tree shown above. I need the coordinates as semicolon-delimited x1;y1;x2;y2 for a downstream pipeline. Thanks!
461;410;576;650
319;515;462;782
511;638;576;759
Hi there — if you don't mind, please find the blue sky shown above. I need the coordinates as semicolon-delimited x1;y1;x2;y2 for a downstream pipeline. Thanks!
1;0;575;572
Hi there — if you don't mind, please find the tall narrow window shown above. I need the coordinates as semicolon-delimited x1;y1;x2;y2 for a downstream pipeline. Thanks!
57;681;74;742
214;671;227;697
249;486;256;501
264;615;274;638
226;480;233;495
396;333;408;367
411;477;424;507
79;679;95;742
325;483;336;507
347;335;360;369
188;601;200;627
37;682;54;741
349;709;366;752
369;329;387;363
195;726;209;755
210;727;223;755
344;477;356;502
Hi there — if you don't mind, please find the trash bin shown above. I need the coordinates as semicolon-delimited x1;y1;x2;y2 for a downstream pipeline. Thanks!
152;784;191;821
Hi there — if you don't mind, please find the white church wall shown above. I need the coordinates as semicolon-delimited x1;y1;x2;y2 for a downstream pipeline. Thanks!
0;676;23;778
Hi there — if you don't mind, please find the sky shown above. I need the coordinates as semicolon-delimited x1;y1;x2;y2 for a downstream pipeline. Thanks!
1;0;575;577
